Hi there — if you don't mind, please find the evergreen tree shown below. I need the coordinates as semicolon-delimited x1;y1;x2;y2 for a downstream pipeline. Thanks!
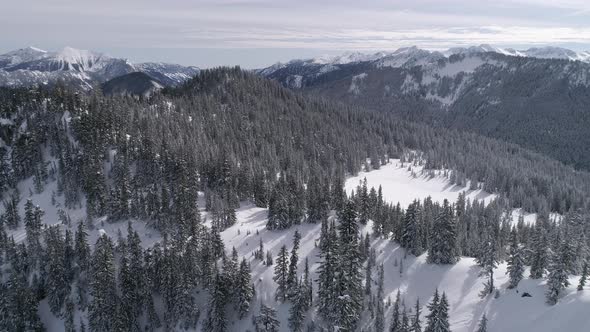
506;229;525;289
317;221;338;322
578;262;588;291
390;290;401;332
300;258;313;310
546;240;572;305
287;230;301;298
476;314;487;332
204;273;229;332
401;200;423;256
64;299;76;332
274;245;290;302
254;304;280;332
477;229;498;297
236;258;254;319
45;226;70;316
335;200;363;331
412;298;422;332
375;264;385;332
427;200;457;265
424;289;439;332
89;234;117;332
529;219;549;279
289;284;306;332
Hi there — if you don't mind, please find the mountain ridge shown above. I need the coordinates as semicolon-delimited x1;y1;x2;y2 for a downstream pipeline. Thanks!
0;46;200;90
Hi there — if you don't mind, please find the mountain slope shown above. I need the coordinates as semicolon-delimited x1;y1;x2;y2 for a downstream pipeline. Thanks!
101;72;164;96
1;67;590;331
260;48;590;170
0;46;199;90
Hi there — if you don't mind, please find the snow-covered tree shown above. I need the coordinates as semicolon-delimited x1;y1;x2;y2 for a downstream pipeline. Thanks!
506;229;525;289
274;245;290;302
254;304;280;332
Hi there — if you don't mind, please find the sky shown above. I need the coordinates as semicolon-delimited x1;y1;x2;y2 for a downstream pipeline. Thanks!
2;0;590;68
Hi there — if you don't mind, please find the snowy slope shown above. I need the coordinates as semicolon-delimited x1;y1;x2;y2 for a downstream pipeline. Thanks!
2;159;585;331
215;160;585;332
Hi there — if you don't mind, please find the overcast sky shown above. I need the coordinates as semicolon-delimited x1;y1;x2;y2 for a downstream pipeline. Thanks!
2;0;590;68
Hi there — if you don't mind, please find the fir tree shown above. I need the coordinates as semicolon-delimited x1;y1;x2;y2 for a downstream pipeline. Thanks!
288;284;307;332
375;264;385;332
335;200;363;331
476;314;487;332
287;230;301;298
390;290;402;332
89;234;117;332
427;200;457;265
412;298;422;332
204;273;229;332
236;258;254;319
578;262;588;291
254;304;280;332
506;229;525;289
274;245;290;302
546;240;571;305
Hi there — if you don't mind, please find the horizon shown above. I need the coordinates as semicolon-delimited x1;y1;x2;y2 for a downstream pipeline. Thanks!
2;0;590;68
2;43;589;70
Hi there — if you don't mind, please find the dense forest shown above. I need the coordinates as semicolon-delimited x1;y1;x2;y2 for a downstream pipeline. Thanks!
0;67;589;331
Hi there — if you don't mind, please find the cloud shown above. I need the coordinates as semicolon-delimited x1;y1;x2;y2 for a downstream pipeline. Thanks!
1;0;590;67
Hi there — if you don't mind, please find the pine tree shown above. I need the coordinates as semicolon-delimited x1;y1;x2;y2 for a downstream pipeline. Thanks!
477;229;498;297
402;200;423;256
289;284;306;332
75;221;91;272
254;304;280;332
89;234;117;332
204;273;229;332
274;245;290;302
412;298;422;332
546;240;571;305
401;307;410;332
45;226;70;316
476;314;487;332
317;221;338;322
424;289;439;332
578;262;588;291
390;290;402;332
506;229;525;289
236;258;254;319
365;251;373;296
24;199;43;254
300;258;313;310
427;200;457;265
64;299;76;332
529;219;549;279
335;200;363;331
287;230;301;298
375;264;385;332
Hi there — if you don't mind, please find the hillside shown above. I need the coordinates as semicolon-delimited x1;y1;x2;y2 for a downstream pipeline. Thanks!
260;48;590;171
1;68;590;331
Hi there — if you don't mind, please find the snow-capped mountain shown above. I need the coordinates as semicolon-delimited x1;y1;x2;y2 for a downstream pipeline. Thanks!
259;46;590;171
0;46;199;90
259;44;590;81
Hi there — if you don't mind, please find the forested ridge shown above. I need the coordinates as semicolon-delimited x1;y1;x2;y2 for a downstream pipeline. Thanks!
0;67;589;331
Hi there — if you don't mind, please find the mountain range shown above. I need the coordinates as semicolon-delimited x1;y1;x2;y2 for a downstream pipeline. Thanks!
0;46;199;92
259;44;590;171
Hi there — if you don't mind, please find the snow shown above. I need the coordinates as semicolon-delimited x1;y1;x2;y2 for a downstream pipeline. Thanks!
345;160;495;208
209;160;587;331
348;73;367;95
2;158;585;331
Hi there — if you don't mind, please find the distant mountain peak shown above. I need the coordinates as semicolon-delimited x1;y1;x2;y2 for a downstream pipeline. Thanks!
0;46;200;90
